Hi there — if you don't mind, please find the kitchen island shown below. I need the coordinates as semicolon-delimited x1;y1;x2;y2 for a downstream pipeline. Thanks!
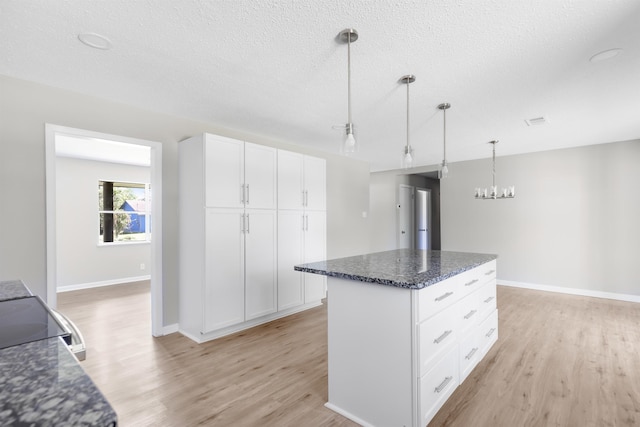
295;249;498;427
0;280;117;426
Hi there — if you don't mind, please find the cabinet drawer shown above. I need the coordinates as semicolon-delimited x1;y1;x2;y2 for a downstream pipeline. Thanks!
417;275;461;322
419;346;459;427
478;280;497;320
457;290;481;335
478;309;499;357
418;303;458;376
459;329;480;384
477;260;497;284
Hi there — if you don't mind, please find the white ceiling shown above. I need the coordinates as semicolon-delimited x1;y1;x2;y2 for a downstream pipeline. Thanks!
2;0;639;172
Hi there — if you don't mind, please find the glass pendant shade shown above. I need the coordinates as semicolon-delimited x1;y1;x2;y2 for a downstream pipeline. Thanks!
342;125;357;155
402;146;413;169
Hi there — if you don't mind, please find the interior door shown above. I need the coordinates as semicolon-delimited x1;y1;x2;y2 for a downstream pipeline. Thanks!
398;185;414;249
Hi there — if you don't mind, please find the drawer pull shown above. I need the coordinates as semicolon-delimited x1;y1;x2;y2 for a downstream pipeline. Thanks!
434;376;453;394
464;279;479;287
483;296;495;304
485;269;496;276
486;327;496;338
464;309;477;320
433;329;452;344
434;291;453;302
465;347;478;360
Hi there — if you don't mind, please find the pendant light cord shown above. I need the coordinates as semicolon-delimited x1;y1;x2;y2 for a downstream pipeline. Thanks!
492;141;496;189
406;80;410;151
443;107;447;163
347;32;352;125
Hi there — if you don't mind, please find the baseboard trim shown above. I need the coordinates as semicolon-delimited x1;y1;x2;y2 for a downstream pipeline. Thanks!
57;276;151;293
178;300;324;344
324;402;375;427
161;323;179;336
499;280;640;303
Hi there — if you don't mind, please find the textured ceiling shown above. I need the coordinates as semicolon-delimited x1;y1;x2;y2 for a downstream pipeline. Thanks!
1;0;639;171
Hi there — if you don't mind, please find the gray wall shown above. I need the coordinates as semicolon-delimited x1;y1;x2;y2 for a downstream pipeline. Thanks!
368;140;639;298
0;75;370;326
56;157;151;288
440;139;640;296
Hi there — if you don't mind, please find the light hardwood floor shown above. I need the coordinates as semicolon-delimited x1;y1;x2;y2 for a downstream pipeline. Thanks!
58;283;640;427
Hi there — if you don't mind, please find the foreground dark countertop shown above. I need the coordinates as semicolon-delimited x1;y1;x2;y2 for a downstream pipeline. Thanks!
295;249;497;289
0;280;117;426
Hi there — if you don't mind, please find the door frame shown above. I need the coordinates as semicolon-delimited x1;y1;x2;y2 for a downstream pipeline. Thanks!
45;124;164;337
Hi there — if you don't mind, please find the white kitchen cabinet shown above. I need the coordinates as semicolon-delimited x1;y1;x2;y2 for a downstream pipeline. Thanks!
303;210;326;303
204;209;245;332
277;151;327;310
277;150;326;211
244;209;277;320
179;133;325;343
204;135;276;209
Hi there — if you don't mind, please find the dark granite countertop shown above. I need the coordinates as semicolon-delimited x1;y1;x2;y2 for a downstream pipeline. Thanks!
0;280;117;426
294;249;497;289
0;337;117;426
0;279;33;301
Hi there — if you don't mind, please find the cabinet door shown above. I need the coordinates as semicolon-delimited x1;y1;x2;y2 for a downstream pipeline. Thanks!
245;209;278;320
277;150;304;210
304;211;327;303
303;156;326;211
204;209;245;332
245;142;277;209
277;211;304;310
205;135;244;208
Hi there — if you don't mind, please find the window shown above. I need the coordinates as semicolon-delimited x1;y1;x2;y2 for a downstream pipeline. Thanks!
98;181;151;244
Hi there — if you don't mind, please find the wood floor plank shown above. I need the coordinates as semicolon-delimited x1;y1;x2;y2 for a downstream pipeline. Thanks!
57;283;640;426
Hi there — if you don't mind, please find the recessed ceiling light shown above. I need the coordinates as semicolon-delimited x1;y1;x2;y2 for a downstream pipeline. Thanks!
78;32;112;50
589;48;622;63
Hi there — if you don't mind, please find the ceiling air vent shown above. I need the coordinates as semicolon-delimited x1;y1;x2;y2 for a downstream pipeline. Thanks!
525;116;548;126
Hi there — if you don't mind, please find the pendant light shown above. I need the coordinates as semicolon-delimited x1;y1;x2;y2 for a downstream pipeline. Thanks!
437;103;451;178
400;75;416;169
475;140;515;199
338;28;358;155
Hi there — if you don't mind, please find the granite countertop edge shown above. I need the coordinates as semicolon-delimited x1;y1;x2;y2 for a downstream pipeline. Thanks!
295;250;498;290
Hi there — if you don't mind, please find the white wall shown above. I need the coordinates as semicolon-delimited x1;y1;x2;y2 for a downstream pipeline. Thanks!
368;140;640;299
56;156;151;289
440;139;640;297
0;75;371;326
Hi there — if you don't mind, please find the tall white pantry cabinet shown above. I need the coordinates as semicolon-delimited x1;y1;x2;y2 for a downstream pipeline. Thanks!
178;133;327;343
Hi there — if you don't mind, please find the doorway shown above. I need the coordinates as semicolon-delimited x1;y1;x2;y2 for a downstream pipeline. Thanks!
396;173;441;250
45;124;164;336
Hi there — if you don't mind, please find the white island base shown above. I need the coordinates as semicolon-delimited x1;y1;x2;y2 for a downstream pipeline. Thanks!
325;260;498;427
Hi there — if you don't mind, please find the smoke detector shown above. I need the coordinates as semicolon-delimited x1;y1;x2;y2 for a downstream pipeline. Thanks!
524;116;548;127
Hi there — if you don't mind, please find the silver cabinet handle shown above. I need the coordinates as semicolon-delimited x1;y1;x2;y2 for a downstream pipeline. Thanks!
301;214;305;231
434;376;453;393
246;184;250;204
304;190;308;207
486;327;496;338
465;279;479;287
485;269;495;275
435;291;453;302
246;214;250;234
465;347;478;360
240;184;245;204
433;329;452;344
484;296;495;304
464;309;477;320
241;214;245;234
